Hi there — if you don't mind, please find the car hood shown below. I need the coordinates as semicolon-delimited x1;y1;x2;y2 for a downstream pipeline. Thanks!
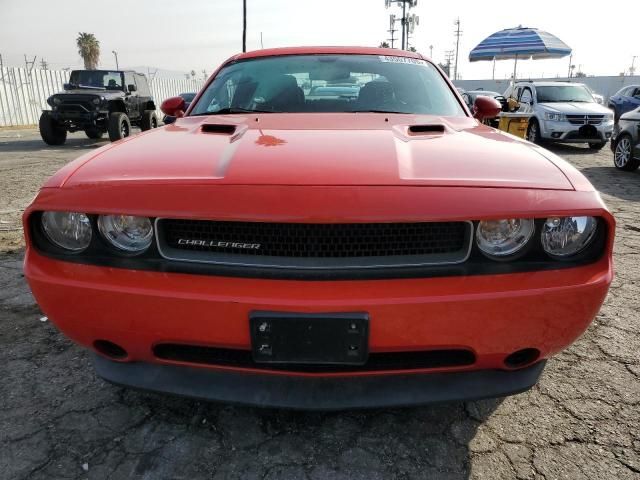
52;89;125;99
538;102;611;115
59;114;574;190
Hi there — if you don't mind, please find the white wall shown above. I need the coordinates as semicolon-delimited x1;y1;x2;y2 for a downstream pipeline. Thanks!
0;67;205;127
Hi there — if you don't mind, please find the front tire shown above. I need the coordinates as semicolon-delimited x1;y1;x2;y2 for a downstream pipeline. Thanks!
108;112;131;142
84;127;104;139
140;110;158;131
614;135;639;171
588;142;606;150
39;112;67;145
526;118;542;145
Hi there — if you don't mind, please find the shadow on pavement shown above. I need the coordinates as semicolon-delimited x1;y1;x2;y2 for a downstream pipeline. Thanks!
114;389;503;479
0;136;108;154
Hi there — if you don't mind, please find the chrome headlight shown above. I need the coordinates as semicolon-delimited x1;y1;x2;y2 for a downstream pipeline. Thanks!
476;219;535;259
41;212;92;252
98;215;153;253
544;112;566;122
541;216;597;258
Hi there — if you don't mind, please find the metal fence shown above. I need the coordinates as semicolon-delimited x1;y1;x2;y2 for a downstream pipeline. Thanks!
0;67;205;127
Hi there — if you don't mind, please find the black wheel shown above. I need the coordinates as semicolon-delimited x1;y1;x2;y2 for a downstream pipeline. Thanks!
39;112;67;145
588;142;606;150
108;112;131;142
526;118;542;145
84;127;104;139
140;110;158;131
614;135;640;171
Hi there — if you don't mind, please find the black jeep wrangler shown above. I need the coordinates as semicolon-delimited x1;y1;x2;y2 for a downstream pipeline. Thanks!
39;70;158;145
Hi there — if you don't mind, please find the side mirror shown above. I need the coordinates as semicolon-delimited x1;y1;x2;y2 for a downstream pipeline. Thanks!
473;96;502;121
63;83;71;90
128;84;137;93
161;96;186;117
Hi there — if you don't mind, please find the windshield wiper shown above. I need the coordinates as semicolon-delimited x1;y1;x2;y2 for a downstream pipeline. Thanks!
76;84;106;90
351;109;410;114
193;107;279;116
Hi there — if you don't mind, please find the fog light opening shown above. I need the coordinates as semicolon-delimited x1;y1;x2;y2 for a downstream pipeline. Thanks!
504;348;540;369
94;340;128;360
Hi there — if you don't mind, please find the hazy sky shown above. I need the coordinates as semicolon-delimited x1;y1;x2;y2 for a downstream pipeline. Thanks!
0;0;636;80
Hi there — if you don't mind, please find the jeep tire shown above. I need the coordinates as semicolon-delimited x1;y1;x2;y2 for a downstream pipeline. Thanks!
85;127;104;139
108;112;131;142
39;112;67;146
140;110;158;131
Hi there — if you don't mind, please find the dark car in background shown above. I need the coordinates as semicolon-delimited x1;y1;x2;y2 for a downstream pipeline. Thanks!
612;106;640;171
39;70;158;144
163;92;197;124
461;90;507;126
608;85;640;122
461;90;505;110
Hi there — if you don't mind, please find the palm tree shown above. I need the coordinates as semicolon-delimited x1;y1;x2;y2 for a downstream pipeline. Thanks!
76;33;100;70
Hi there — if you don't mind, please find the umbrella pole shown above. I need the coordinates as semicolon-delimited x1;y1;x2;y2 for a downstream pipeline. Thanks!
513;54;518;83
492;58;496;80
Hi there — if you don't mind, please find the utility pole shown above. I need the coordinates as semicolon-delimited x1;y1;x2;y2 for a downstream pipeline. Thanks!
112;51;119;70
429;45;434;58
444;50;455;78
631;56;638;76
401;1;407;50
40;59;49;70
385;0;417;51
387;14;397;49
453;18;462;81
242;0;247;53
24;54;36;73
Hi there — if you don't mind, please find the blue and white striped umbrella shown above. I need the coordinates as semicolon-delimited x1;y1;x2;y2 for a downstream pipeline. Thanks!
469;26;572;62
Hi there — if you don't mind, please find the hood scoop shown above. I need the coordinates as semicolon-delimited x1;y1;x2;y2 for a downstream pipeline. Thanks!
408;124;446;135
201;124;237;135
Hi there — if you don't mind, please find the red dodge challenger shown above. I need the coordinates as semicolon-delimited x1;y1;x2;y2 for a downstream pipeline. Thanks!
23;47;614;409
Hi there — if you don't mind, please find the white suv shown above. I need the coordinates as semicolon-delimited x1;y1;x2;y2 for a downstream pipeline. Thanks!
504;82;614;150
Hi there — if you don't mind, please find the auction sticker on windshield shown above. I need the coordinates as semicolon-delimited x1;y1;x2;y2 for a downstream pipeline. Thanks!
378;56;427;65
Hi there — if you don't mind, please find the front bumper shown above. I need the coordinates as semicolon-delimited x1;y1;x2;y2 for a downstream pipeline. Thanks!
94;354;546;410
540;119;614;143
25;246;612;406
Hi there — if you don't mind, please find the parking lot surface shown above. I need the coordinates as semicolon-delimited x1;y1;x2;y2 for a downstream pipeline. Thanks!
1;129;639;479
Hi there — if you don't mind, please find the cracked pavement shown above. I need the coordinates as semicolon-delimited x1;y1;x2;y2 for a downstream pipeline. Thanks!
1;130;639;479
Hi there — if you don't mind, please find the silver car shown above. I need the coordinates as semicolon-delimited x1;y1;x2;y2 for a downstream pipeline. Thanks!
611;106;640;171
504;81;614;150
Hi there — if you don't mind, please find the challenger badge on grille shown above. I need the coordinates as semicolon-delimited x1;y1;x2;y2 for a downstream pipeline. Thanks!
177;239;261;250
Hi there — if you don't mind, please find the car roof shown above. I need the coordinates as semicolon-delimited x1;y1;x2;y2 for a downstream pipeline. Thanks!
231;46;425;62
516;81;585;87
467;90;500;95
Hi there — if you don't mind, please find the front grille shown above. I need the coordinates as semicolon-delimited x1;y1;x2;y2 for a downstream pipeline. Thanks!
567;114;604;125
153;343;476;373
156;219;472;269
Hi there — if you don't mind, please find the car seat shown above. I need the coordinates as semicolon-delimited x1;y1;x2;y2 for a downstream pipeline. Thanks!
356;81;396;110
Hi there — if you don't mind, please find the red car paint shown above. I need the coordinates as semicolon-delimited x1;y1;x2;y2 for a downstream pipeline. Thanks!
23;47;614;407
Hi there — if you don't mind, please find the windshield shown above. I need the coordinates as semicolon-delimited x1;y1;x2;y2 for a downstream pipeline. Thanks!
68;71;123;90
190;54;464;116
537;85;594;103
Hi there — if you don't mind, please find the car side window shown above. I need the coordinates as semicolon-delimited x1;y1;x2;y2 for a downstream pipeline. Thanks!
633;88;640;98
124;73;136;93
520;88;533;104
462;93;471;107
